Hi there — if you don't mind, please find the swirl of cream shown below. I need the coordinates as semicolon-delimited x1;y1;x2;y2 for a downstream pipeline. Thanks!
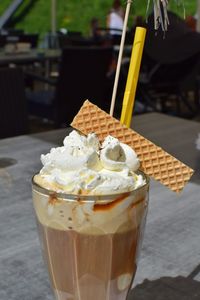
63;130;99;151
41;131;100;173
38;131;143;194
100;136;140;172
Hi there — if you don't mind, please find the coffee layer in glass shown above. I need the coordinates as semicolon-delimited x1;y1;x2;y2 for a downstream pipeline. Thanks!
32;172;149;300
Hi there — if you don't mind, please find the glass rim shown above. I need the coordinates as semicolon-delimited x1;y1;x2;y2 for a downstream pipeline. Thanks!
32;170;149;201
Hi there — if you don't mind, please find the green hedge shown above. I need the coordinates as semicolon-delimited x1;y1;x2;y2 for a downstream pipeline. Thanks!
0;0;196;37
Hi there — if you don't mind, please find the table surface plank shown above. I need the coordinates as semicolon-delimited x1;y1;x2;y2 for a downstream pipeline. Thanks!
0;112;200;299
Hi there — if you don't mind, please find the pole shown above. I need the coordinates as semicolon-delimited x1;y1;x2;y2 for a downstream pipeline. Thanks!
197;0;200;32
51;0;56;35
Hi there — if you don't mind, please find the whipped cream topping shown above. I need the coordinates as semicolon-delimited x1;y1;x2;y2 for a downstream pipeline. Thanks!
36;130;145;195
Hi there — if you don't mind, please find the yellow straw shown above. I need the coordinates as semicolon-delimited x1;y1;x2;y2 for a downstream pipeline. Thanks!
120;27;146;128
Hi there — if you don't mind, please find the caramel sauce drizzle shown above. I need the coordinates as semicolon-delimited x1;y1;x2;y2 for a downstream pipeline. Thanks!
129;197;145;209
48;194;62;206
94;192;130;212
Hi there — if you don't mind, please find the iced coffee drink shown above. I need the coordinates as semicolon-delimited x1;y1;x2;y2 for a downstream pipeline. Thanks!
32;131;149;300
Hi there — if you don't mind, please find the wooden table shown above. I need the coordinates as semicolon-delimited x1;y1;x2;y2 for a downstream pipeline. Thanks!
0;112;199;299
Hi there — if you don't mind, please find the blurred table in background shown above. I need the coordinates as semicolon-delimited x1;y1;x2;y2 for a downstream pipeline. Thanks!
0;49;61;66
0;49;61;85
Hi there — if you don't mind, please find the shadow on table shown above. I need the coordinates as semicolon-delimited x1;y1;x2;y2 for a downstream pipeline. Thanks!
129;264;200;299
0;158;17;168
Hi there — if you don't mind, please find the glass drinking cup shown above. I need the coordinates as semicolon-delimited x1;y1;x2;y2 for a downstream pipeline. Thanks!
32;171;149;300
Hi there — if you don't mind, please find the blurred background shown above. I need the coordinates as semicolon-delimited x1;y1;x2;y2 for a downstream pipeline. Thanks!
0;1;197;36
0;0;200;139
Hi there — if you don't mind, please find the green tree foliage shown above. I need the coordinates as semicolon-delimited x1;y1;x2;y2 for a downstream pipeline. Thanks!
0;0;196;37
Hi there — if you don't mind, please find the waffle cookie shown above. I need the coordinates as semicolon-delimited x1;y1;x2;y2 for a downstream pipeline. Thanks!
71;100;194;193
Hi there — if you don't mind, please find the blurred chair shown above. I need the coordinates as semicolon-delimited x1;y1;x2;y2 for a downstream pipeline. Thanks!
27;46;113;127
137;52;200;117
58;31;82;48
0;33;38;49
4;29;24;35
18;34;38;48
58;35;99;48
0;35;6;48
137;11;200;117
0;67;29;138
66;31;82;38
97;27;123;45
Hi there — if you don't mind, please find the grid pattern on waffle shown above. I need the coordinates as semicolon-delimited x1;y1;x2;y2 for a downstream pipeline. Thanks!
71;100;194;193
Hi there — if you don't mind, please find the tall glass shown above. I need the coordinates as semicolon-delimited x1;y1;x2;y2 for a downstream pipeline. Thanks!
32;171;149;300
